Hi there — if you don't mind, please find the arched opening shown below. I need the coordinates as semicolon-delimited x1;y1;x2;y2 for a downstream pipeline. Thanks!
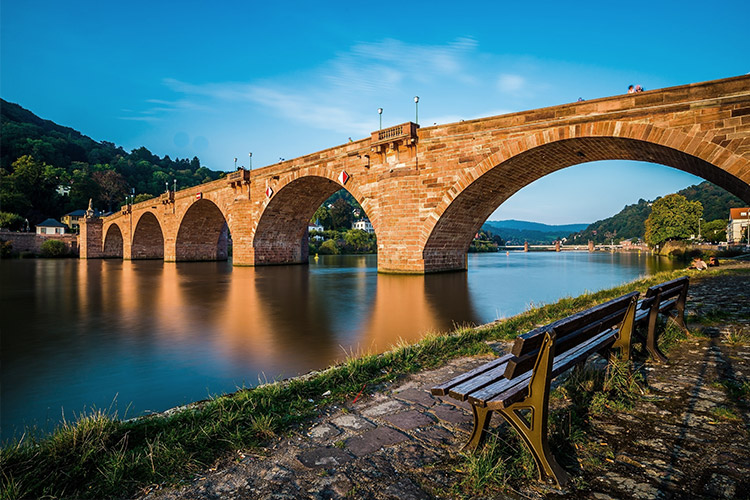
103;224;123;259
254;176;377;265
175;199;229;261
131;212;164;260
423;137;750;272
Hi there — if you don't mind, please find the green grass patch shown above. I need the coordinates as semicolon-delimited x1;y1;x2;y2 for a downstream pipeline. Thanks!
717;379;750;403
1;265;743;499
711;406;741;421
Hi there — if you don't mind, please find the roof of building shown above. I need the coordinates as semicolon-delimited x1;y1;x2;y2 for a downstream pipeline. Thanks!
37;218;67;227
64;209;111;217
729;208;750;220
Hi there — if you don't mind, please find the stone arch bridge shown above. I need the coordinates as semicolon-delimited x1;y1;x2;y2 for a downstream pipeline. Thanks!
81;75;750;274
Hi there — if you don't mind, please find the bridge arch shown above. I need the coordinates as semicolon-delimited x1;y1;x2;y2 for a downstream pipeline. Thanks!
131;211;164;259
103;223;124;259
422;123;750;272
253;174;375;266
175;199;230;261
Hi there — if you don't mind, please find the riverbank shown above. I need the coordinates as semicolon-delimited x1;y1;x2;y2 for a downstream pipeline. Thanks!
2;263;749;499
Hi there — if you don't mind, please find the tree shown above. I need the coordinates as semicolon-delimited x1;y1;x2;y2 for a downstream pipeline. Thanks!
0;211;25;230
644;194;703;247
92;170;128;212
330;198;353;230
702;219;727;243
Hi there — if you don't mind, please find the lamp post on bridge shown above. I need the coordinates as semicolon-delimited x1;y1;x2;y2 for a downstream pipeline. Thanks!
378;108;383;130
414;96;419;125
248;152;252;171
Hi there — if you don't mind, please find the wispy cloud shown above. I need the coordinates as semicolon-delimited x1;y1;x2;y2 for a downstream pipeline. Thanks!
128;37;486;135
497;73;525;93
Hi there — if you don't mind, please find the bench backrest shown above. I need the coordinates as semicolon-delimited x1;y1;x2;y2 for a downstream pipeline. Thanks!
504;291;640;379
639;276;689;311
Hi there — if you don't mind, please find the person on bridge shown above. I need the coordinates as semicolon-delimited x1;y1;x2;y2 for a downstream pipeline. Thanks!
628;85;636;94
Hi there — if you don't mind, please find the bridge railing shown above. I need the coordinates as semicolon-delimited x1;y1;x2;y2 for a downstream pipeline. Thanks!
370;122;419;148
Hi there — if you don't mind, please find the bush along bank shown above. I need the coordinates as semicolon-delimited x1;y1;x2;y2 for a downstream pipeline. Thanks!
2;266;745;499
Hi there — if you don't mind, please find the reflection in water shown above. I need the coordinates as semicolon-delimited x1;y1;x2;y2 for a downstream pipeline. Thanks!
0;252;678;441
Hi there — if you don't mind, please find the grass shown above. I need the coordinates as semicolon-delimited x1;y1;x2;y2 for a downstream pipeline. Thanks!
451;356;646;497
0;265;745;499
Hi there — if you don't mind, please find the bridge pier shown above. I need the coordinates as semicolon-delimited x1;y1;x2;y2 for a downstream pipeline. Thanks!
79;217;103;259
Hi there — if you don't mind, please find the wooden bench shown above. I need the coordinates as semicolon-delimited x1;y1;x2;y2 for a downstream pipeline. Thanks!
634;276;690;363
431;292;641;487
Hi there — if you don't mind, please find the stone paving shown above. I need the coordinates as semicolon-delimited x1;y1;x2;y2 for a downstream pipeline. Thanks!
138;266;750;500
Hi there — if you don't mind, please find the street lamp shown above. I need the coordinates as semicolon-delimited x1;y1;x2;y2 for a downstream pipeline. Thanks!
378;108;383;130
414;96;419;124
234;157;238;170
248;152;253;171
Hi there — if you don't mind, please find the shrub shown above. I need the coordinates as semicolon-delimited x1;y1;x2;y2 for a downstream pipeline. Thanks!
318;239;339;255
40;239;68;258
0;240;13;258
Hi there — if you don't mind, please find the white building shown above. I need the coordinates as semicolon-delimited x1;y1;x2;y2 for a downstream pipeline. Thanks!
352;219;374;234
727;207;750;244
36;218;66;235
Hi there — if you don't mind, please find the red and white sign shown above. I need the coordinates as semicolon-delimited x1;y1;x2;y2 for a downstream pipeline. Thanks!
195;192;203;200
266;186;274;198
338;171;349;185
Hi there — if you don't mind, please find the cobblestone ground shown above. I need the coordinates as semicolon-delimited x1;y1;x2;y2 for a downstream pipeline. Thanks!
138;266;750;500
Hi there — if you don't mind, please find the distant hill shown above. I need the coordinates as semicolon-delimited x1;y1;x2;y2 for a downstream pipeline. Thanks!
482;220;588;245
1;99;224;224
567;181;745;244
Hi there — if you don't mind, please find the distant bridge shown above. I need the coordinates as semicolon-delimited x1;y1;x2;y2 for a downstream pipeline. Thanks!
81;75;750;274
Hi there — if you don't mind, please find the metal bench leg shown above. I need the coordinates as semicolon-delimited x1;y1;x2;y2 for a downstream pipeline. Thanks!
670;284;690;334
497;331;570;487
646;293;668;363
611;296;637;363
463;405;493;451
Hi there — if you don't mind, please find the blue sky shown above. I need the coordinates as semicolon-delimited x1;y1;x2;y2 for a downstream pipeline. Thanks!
2;1;748;224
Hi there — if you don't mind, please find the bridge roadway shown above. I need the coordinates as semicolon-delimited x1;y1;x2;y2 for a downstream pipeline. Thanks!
80;75;750;274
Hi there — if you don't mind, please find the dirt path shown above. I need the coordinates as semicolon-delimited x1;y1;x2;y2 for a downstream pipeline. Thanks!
138;267;750;500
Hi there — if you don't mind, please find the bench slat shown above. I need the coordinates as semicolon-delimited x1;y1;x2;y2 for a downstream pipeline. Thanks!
469;327;618;406
430;354;513;396
448;360;513;400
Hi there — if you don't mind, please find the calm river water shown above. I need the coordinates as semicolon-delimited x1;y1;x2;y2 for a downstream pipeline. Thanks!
1;251;679;441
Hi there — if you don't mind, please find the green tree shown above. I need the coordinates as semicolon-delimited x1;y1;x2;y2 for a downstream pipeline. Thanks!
318;239;339;255
644;194;703;246
311;205;332;229
330;198;353;230
701;219;727;243
0;211;25;230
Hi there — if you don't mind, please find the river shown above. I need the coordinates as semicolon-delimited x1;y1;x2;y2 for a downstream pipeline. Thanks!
0;251;679;441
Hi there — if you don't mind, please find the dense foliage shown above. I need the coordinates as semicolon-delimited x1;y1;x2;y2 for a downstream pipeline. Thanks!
469;229;504;252
644;194;703;246
568;181;745;244
39;239;69;258
309;190;377;254
0;99;224;226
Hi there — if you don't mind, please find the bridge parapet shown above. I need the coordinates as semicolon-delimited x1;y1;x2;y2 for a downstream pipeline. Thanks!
370;122;419;150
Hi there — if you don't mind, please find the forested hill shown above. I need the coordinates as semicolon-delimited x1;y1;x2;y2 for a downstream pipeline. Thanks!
0;99;224;225
568;181;746;244
481;220;588;245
